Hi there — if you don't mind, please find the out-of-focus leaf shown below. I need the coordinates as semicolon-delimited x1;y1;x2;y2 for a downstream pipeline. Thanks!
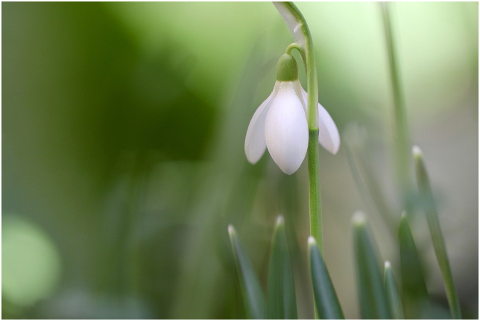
413;146;462;319
344;124;397;235
399;213;429;318
169;40;272;319
380;2;412;205
308;237;344;319
352;212;391;319
384;261;404;319
267;216;297;319
228;225;266;319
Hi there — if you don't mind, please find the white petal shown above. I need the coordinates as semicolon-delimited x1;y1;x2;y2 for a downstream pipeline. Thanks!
300;88;340;154
244;85;277;164
317;102;340;154
265;82;309;175
292;80;307;113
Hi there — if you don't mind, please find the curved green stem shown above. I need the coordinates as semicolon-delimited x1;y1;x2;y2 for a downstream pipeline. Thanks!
274;2;323;254
285;42;302;56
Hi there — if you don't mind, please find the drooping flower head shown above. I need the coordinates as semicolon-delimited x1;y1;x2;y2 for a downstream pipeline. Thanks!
245;53;340;174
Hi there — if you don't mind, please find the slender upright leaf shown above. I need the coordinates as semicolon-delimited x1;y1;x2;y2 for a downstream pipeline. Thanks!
399;213;429;318
380;2;413;204
228;225;266;319
352;212;391;319
413;146;462;319
267;216;297;319
384;261;404;319
308;237;344;319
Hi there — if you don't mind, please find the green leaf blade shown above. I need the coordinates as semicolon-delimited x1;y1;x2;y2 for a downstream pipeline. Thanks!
413;146;462;319
228;225;266;319
267;216;297;319
384;261;404;319
399;213;429;318
352;212;391;319
308;237;344;319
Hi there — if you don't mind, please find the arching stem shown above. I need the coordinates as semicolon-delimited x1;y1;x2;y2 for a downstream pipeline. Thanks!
274;2;323;254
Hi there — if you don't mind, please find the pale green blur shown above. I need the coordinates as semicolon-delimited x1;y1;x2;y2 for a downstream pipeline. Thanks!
3;216;61;307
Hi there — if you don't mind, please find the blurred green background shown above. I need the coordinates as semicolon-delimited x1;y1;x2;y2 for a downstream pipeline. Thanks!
2;2;478;319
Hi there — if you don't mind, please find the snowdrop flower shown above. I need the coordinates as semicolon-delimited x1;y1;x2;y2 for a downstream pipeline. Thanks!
245;53;340;175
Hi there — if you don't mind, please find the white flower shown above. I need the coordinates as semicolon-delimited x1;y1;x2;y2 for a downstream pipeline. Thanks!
244;79;340;175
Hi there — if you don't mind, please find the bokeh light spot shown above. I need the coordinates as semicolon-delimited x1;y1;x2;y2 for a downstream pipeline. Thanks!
2;215;62;307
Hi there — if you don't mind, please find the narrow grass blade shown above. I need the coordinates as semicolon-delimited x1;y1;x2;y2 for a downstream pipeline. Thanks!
228;225;266;319
413;146;462;318
267;216;297;319
352;212;391;319
308;236;344;319
384;261;404;319
398;213;429;318
380;2;413;204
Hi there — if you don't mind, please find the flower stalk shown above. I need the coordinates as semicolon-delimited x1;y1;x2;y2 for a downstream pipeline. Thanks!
274;2;324;253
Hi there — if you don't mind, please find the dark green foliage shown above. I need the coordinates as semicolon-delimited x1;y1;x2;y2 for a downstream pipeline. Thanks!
267;217;297;319
399;214;429;318
228;226;266;319
309;237;344;319
352;213;391;319
384;262;404;319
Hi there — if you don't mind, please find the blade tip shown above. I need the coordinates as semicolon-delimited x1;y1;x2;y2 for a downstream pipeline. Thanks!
352;211;366;226
412;145;422;158
275;215;285;227
228;224;236;237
